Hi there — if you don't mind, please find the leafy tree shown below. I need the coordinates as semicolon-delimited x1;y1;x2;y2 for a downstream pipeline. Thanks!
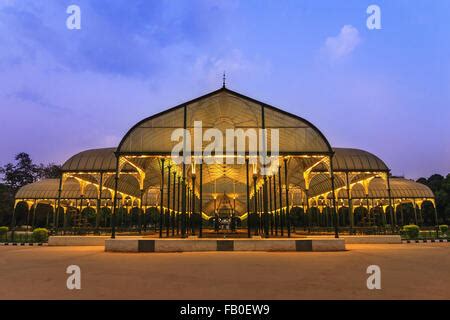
417;174;450;224
37;163;62;180
0;153;61;226
0;153;41;193
0;184;14;225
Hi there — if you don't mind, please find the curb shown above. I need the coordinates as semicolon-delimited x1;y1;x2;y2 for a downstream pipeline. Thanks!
402;239;448;244
2;242;47;246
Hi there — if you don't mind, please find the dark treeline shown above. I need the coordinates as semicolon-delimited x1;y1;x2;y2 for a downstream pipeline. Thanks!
0;153;61;225
417;174;450;224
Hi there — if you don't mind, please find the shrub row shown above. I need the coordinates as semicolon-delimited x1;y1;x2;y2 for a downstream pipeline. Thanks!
0;226;49;243
402;224;448;239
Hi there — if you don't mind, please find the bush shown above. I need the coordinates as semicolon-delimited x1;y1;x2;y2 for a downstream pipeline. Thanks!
0;226;8;240
439;225;448;235
419;230;436;239
32;228;49;243
0;226;8;235
403;225;420;239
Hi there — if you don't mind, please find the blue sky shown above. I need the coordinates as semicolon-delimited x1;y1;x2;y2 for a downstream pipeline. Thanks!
0;0;449;178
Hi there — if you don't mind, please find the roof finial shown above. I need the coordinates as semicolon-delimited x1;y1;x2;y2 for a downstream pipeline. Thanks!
222;71;226;88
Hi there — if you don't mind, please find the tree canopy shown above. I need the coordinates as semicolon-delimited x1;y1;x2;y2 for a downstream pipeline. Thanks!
417;174;450;224
0;153;61;193
0;153;61;225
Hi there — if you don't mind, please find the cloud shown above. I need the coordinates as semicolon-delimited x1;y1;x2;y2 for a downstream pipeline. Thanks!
9;87;68;113
323;25;361;60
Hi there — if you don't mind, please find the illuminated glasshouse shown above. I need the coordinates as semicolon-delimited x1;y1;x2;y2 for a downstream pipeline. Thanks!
13;87;438;238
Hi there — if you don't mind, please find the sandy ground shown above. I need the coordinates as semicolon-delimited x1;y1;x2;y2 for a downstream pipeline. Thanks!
1;243;449;300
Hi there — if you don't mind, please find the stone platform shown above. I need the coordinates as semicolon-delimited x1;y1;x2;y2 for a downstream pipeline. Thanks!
309;234;402;244
104;238;346;252
340;235;401;244
48;235;144;246
49;234;399;249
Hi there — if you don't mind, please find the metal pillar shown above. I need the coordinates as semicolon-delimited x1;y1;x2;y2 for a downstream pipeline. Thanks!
31;200;37;230
399;202;404;226
283;158;291;237
172;171;176;236
417;202;423;226
181;165;187;238
433;203;440;237
191;175;196;235
139;189;144;234
96;172;103;231
159;158;165;238
199;163;203;238
79;196;83;228
345;172;353;233
386;174;395;232
246;158;251;238
365;194;370;227
177;175;181;235
259;188;263;234
55;175;63;233
329;157;339;238
187;187;191;234
272;169;278;236
412;200;418;225
111;156;120;239
181;104;187;237
46;203;51;228
253;174;258;236
269;175;273;235
166;165;171;237
263;176;269;237
278;165;284;236
305;190;310;232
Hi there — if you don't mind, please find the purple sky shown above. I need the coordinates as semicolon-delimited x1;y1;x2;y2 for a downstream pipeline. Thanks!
0;0;449;179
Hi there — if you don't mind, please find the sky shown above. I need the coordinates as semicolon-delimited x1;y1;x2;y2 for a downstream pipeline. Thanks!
0;0;449;179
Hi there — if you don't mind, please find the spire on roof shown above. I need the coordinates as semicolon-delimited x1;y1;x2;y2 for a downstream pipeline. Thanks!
222;71;226;88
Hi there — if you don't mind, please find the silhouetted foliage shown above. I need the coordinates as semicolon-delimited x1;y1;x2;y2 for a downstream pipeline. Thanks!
417;174;450;224
0;153;61;226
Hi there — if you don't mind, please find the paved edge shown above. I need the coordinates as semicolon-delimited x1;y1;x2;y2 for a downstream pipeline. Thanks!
105;238;346;252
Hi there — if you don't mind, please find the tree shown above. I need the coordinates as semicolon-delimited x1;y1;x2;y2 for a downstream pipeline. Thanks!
417;174;450;224
0;153;62;226
37;163;62;180
0;153;41;193
0;153;62;192
0;184;13;225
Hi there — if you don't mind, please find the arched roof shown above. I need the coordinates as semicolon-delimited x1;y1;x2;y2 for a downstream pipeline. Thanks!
117;87;333;155
349;177;434;199
309;148;389;172
15;179;99;199
62;148;117;172
332;148;388;172
15;178;127;200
